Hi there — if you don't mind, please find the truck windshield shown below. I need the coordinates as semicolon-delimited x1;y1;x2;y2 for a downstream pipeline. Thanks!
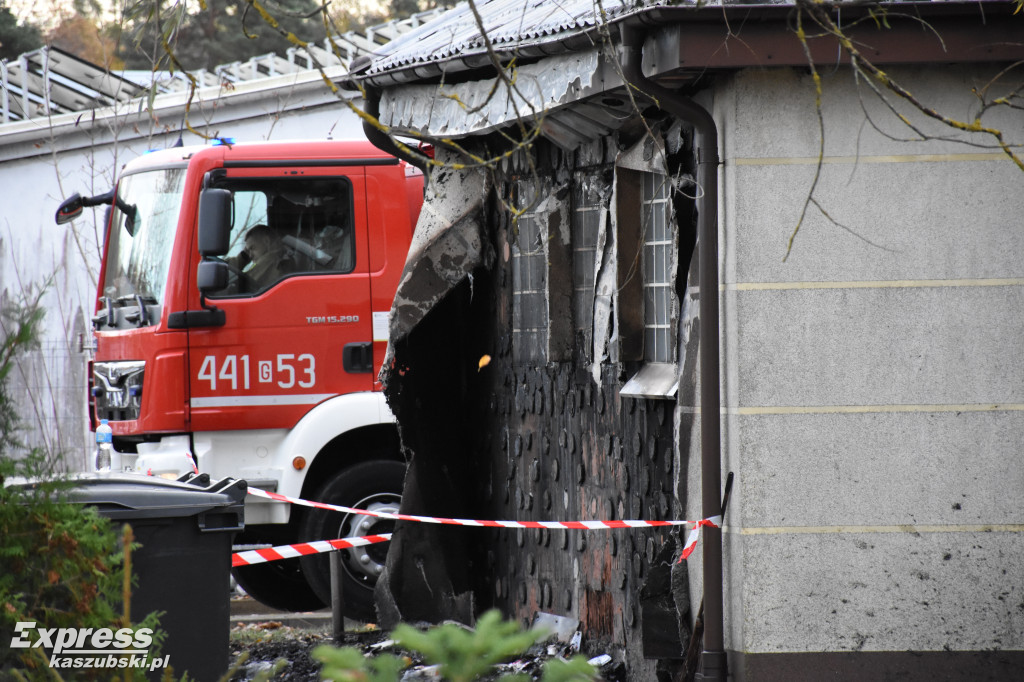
102;167;187;304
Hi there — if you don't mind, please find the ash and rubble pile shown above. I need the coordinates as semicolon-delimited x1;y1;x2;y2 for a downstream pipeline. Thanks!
228;613;626;681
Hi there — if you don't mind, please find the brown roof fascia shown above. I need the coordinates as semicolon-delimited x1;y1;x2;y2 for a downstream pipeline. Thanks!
635;2;1024;79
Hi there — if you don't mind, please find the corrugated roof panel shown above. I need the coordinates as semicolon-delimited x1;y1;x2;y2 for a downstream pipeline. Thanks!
364;0;673;78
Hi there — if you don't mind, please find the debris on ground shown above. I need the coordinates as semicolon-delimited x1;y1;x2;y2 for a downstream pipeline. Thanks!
228;623;340;681
227;614;627;682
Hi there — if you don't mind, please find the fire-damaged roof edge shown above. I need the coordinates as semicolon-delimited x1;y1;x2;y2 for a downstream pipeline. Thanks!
350;1;1023;90
348;1;1024;144
350;0;659;85
376;49;630;142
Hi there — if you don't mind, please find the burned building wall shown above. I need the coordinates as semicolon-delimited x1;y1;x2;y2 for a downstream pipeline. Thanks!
380;122;701;679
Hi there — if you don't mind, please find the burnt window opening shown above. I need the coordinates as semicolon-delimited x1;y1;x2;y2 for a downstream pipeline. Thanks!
572;171;606;362
511;179;549;365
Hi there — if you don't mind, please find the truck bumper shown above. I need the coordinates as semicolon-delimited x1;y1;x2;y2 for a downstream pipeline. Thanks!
133;435;194;477
131;433;290;525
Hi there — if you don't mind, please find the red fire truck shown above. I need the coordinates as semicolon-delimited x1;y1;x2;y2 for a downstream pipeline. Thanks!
56;139;423;618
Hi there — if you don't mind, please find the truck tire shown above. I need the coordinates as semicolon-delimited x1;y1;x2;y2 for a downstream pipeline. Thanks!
232;554;326;613
299;460;405;622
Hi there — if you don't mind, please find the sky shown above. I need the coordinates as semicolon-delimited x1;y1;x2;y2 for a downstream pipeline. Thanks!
9;0;70;30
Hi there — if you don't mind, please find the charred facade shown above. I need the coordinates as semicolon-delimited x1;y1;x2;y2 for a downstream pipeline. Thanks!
378;121;703;677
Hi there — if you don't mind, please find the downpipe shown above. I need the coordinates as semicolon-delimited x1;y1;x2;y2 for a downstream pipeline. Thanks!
361;85;430;174
619;22;726;682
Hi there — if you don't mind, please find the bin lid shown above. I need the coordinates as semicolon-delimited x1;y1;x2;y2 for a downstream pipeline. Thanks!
53;473;247;520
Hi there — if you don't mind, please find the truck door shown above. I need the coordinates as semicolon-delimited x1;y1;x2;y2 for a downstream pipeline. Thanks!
186;170;374;432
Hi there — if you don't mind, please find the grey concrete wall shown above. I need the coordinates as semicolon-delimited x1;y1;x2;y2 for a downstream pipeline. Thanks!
0;79;363;468
707;65;1024;659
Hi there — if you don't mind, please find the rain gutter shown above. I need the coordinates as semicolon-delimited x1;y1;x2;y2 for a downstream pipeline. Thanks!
619;20;725;682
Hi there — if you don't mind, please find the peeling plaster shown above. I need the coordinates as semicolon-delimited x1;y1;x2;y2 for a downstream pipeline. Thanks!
387;152;491;349
591;183;616;384
545;192;571;248
617;132;669;175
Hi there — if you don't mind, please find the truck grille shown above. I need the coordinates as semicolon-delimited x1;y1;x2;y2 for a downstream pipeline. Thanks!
92;361;145;421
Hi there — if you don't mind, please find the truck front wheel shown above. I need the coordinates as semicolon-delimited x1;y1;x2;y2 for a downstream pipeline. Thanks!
299;460;405;622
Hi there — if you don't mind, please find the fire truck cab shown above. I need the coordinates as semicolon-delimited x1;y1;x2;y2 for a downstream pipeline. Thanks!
56;139;423;617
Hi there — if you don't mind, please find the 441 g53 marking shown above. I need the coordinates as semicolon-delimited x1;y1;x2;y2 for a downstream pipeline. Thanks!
197;353;315;390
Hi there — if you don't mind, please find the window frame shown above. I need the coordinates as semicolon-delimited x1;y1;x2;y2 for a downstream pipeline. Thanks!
640;170;675;365
510;177;551;365
615;150;680;400
571;169;609;363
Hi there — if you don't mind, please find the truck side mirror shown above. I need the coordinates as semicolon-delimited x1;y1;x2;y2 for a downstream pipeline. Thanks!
168;259;228;329
197;260;229;294
55;193;84;224
198;188;232;256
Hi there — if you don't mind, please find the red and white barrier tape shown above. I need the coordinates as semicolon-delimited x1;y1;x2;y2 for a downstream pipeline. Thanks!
242;486;720;564
232;534;392;567
679;517;721;561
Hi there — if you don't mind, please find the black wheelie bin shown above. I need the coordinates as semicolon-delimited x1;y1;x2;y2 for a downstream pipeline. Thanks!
65;472;246;681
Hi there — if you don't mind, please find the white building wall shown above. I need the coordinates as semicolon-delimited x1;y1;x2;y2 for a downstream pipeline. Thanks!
700;64;1024;665
0;72;364;469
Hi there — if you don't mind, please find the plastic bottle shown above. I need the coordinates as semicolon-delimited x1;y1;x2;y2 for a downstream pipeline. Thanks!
95;419;113;471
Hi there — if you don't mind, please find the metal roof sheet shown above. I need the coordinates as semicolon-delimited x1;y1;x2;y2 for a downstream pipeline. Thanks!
362;0;673;81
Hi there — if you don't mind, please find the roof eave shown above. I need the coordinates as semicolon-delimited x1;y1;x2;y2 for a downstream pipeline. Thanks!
352;0;1024;90
349;18;627;89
